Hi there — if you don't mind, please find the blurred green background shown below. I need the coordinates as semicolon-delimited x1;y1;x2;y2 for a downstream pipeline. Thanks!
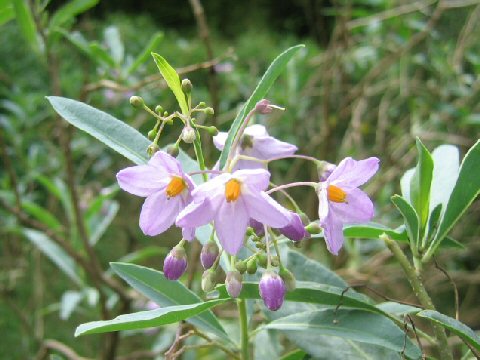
1;0;479;358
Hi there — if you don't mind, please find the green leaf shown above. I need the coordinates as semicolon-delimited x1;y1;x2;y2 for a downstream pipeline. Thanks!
151;53;189;115
11;0;41;53
0;1;14;26
127;32;164;75
430;140;480;252
417;310;480;352
400;168;415;203
58;30;96;62
21;200;62;231
218;44;304;169
75;299;227;336
35;175;74;225
110;263;229;341
391;195;419;247
265;309;421;359
343;223;408;242
279;349;307;360
23;229;83;286
87;200;119;245
410;138;434;229
430;145;459;214
89;42;116;67
49;0;98;30
46;97;150;165
376;302;420;316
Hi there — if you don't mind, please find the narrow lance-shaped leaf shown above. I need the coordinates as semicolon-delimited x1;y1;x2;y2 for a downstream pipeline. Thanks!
49;0;99;30
218;44;305;169
151;53;189;115
11;0;41;54
127;32;164;75
391;195;419;247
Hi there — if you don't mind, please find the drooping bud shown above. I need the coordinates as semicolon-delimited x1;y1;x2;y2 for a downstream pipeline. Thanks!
255;99;285;114
206;126;219;136
305;222;321;234
181;79;193;94
166;144;179;157
200;242;219;270
155;105;164;114
129;95;144;108
147;129;157;140
279;212;310;242
163;246;187;280
249;219;265;237
225;270;243;298
181;126;196;144
235;260;247;274
198;101;206;107
147;143;160;156
246;257;257;274
257;253;268;268
279;266;296;291
205;107;214;115
259;271;286;311
317;161;336;182
201;269;217;292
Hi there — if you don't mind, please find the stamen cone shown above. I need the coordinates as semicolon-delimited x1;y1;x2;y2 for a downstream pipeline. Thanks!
166;176;186;198
327;185;347;203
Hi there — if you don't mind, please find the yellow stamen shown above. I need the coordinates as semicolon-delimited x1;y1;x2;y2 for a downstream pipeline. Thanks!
327;185;347;203
225;179;241;202
166;176;186;198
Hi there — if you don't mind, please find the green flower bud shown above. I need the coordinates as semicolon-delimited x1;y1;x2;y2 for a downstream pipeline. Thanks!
155;105;164;114
201;269;217;292
305;222;321;234
181;126;196;144
205;107;214;115
207;126;219;136
147;129;157;140
181;79;193;93
198;101;206;107
279;266;296;291
166;144;179;157
257;253;268;268
129;96;144;108
271;256;280;267
235;260;247;274
246;257;257;274
147;143;160;156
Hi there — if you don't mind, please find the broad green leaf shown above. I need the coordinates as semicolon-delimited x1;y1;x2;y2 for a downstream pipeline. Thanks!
0;1;14;26
22;200;62;231
23;229;83;286
89;42;116;67
417;310;480;352
400;168;415;203
104;26;124;64
127;32;164;75
376;302;420;316
409;138;433;229
255;330;282;360
430;145;459;214
343;223;408;242
49;0;98;30
425;203;441;244
11;0;41;53
110;263;229;341
151;53;189;115
75;299;227;336
46;97;150;165
430;140;480;252
391;195;419;246
265;309;421;360
218;44;305;169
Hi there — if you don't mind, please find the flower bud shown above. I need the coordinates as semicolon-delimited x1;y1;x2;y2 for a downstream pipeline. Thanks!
235;260;247;274
317;161;336;182
279;266;296;291
166;144;179;157
205;107;214;115
163;246;187;280
246;257;257;274
305;222;321;234
259;271;286;311
279;212;310;242
249;219;265;236
255;99;284;114
257;253;268;268
181;79;193;93
147;143;160;156
129;95;144;108
147;129;157;140
225;270;243;298
198;101;206;107
206;126;219;136
201;269;217;292
200;242;219;270
271;256;280;267
155;105;164;114
181;126;196;144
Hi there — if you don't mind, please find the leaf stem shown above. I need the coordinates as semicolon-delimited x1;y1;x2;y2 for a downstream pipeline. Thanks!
237;298;250;360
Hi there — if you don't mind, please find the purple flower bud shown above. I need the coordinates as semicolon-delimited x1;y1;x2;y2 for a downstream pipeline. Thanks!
200;242;219;270
317;161;337;182
279;212;310;242
255;99;274;114
163;246;187;280
249;219;265;236
259;271;286;311
225;271;243;298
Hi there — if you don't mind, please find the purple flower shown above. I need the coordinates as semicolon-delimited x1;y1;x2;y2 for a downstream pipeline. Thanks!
259;271;286;311
225;270;243;298
176;169;291;255
279;212;310;242
213;124;297;170
163;246;188;280
116;151;195;239
200;242;219;270
318;157;379;255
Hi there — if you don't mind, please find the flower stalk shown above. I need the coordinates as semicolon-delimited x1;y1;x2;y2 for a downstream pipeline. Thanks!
237;298;249;360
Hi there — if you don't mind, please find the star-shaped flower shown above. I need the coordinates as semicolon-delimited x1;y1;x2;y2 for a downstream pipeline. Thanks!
317;157;379;255
116;151;195;239
176;169;291;255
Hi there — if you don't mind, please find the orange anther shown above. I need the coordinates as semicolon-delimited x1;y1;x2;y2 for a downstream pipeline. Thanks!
327;185;347;203
225;179;241;202
166;176;186;198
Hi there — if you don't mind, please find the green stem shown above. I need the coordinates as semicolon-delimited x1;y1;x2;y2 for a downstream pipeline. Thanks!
192;131;208;182
381;234;452;360
237;298;249;360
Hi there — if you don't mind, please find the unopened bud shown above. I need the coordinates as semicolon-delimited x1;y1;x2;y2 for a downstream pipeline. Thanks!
206;126;219;136
259;271;286;311
235;260;247;274
200;242;219;270
163;246;187;280
317;161;336;182
279;266;296;291
155;105;164;114
257;253;268;268
166;144;179;157
255;99;285;114
181;79;192;93
225;270;243;298
271;256;280;267
205;107;214;115
305;222;321;234
246;257;257;274
181;126;196;144
198;101;206;107
147;143;160;156
201;269;217;292
129;96;144;108
148;129;157;140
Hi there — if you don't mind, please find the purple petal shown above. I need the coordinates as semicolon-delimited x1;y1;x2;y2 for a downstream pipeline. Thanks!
329;188;374;223
116;165;169;196
250;137;297;160
327;157;379;190
139;191;182;236
321;212;345;255
233;157;267;171
317;187;329;221
259;272;286;311
181;227;196;241
148;151;182;175
234;169;271;191
244;124;268;137
243;192;290;228
176;197;218;228
192;173;230;199
215;200;249;255
212;132;228;151
249;218;265;236
279;212;309;241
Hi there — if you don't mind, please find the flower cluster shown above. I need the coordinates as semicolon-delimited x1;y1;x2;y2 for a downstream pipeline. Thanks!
117;96;379;311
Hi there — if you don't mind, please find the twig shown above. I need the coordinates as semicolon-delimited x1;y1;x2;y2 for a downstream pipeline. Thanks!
36;339;90;360
433;257;460;321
